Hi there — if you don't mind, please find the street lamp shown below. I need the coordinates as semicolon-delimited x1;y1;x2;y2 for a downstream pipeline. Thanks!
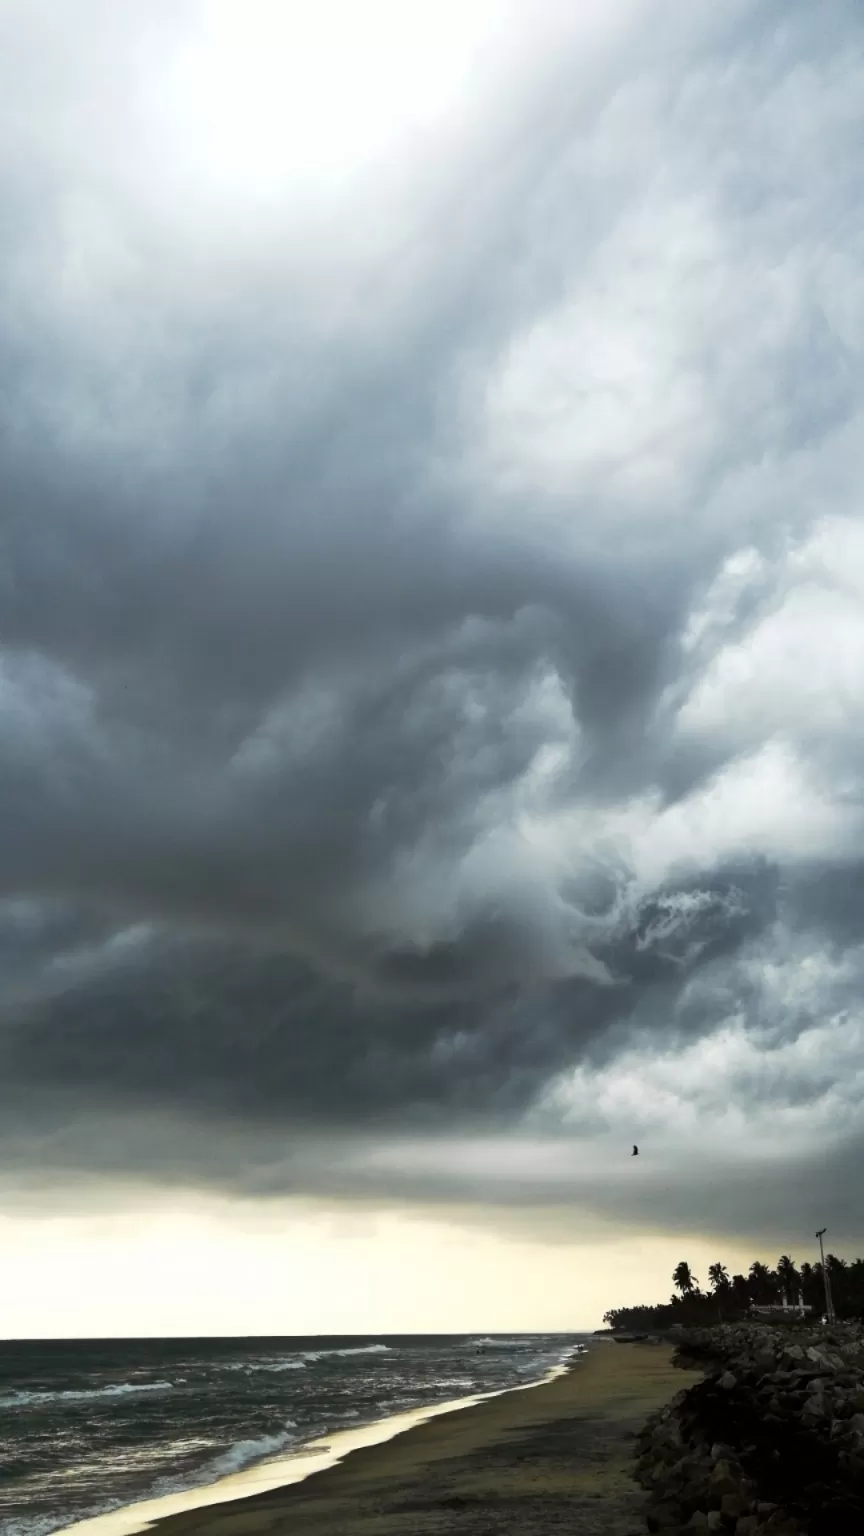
816;1228;836;1323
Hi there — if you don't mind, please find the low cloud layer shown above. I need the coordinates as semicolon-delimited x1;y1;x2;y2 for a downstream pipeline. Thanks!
2;0;864;1244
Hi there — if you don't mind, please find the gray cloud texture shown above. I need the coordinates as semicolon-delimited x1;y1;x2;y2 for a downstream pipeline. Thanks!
2;0;864;1244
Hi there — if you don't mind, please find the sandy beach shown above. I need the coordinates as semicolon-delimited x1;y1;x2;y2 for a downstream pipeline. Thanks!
145;1343;697;1536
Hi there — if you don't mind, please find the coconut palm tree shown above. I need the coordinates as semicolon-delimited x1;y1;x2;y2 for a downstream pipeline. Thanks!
707;1262;731;1319
673;1261;697;1296
776;1254;800;1304
730;1274;750;1311
799;1261;818;1309
748;1261;777;1305
827;1254;848;1316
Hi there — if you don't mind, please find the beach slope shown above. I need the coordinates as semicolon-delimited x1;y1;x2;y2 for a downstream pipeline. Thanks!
153;1342;698;1536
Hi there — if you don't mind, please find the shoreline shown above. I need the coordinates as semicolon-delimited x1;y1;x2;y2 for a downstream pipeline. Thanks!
73;1342;696;1536
61;1352;582;1536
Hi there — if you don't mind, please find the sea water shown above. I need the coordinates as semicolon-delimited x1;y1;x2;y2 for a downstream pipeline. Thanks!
1;1332;586;1535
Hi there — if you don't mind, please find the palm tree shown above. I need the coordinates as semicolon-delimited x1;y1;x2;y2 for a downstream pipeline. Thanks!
849;1258;864;1315
731;1273;750;1311
799;1261;818;1309
707;1261;731;1320
776;1254;800;1304
748;1261;777;1305
673;1261;697;1296
827;1254;847;1316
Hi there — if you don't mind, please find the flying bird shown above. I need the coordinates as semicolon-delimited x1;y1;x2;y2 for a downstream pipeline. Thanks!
632;1144;639;1156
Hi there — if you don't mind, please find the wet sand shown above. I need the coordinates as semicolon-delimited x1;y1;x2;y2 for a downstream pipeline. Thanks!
148;1343;697;1536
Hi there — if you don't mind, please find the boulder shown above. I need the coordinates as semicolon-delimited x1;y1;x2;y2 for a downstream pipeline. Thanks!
640;1322;864;1532
646;1501;682;1531
720;1493;745;1520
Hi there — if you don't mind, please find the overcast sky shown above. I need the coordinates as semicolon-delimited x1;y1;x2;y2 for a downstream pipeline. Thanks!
2;0;863;1335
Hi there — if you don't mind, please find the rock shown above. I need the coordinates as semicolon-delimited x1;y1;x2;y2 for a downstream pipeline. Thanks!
646;1502;682;1531
682;1483;713;1514
753;1349;777;1373
656;1420;683;1449
720;1493;745;1520
641;1323;864;1531
707;1460;739;1504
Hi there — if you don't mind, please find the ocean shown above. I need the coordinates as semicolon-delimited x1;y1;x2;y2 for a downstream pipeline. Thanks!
0;1332;587;1535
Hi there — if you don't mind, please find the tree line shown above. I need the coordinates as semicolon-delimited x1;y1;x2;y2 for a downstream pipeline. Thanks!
603;1253;864;1331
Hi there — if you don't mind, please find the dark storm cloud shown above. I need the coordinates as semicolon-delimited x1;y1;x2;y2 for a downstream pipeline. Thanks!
2;0;864;1236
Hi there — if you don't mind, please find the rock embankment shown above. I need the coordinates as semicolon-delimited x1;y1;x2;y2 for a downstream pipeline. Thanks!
635;1322;864;1535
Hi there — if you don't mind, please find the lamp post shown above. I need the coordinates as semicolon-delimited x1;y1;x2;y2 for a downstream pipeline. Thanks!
816;1228;836;1323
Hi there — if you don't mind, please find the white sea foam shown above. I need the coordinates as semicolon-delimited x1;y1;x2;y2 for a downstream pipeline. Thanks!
3;1516;80;1536
300;1343;391;1362
0;1381;174;1408
217;1343;390;1375
468;1336;531;1349
201;1424;298;1478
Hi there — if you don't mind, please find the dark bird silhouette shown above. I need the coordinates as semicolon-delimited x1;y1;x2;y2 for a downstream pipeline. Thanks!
632;1144;639;1156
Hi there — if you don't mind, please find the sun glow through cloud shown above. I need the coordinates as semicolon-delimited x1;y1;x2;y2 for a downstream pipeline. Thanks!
157;0;510;195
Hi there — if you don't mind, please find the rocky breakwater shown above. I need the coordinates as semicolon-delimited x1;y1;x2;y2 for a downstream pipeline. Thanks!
634;1322;864;1535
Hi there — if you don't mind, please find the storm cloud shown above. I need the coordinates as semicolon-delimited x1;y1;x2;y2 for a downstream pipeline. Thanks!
2;0;864;1244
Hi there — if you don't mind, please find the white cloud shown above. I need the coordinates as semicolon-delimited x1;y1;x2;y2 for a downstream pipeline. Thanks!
678;517;864;759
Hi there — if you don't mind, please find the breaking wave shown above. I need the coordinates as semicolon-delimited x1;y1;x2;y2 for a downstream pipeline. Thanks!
0;1380;174;1407
300;1344;391;1362
201;1424;299;1479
